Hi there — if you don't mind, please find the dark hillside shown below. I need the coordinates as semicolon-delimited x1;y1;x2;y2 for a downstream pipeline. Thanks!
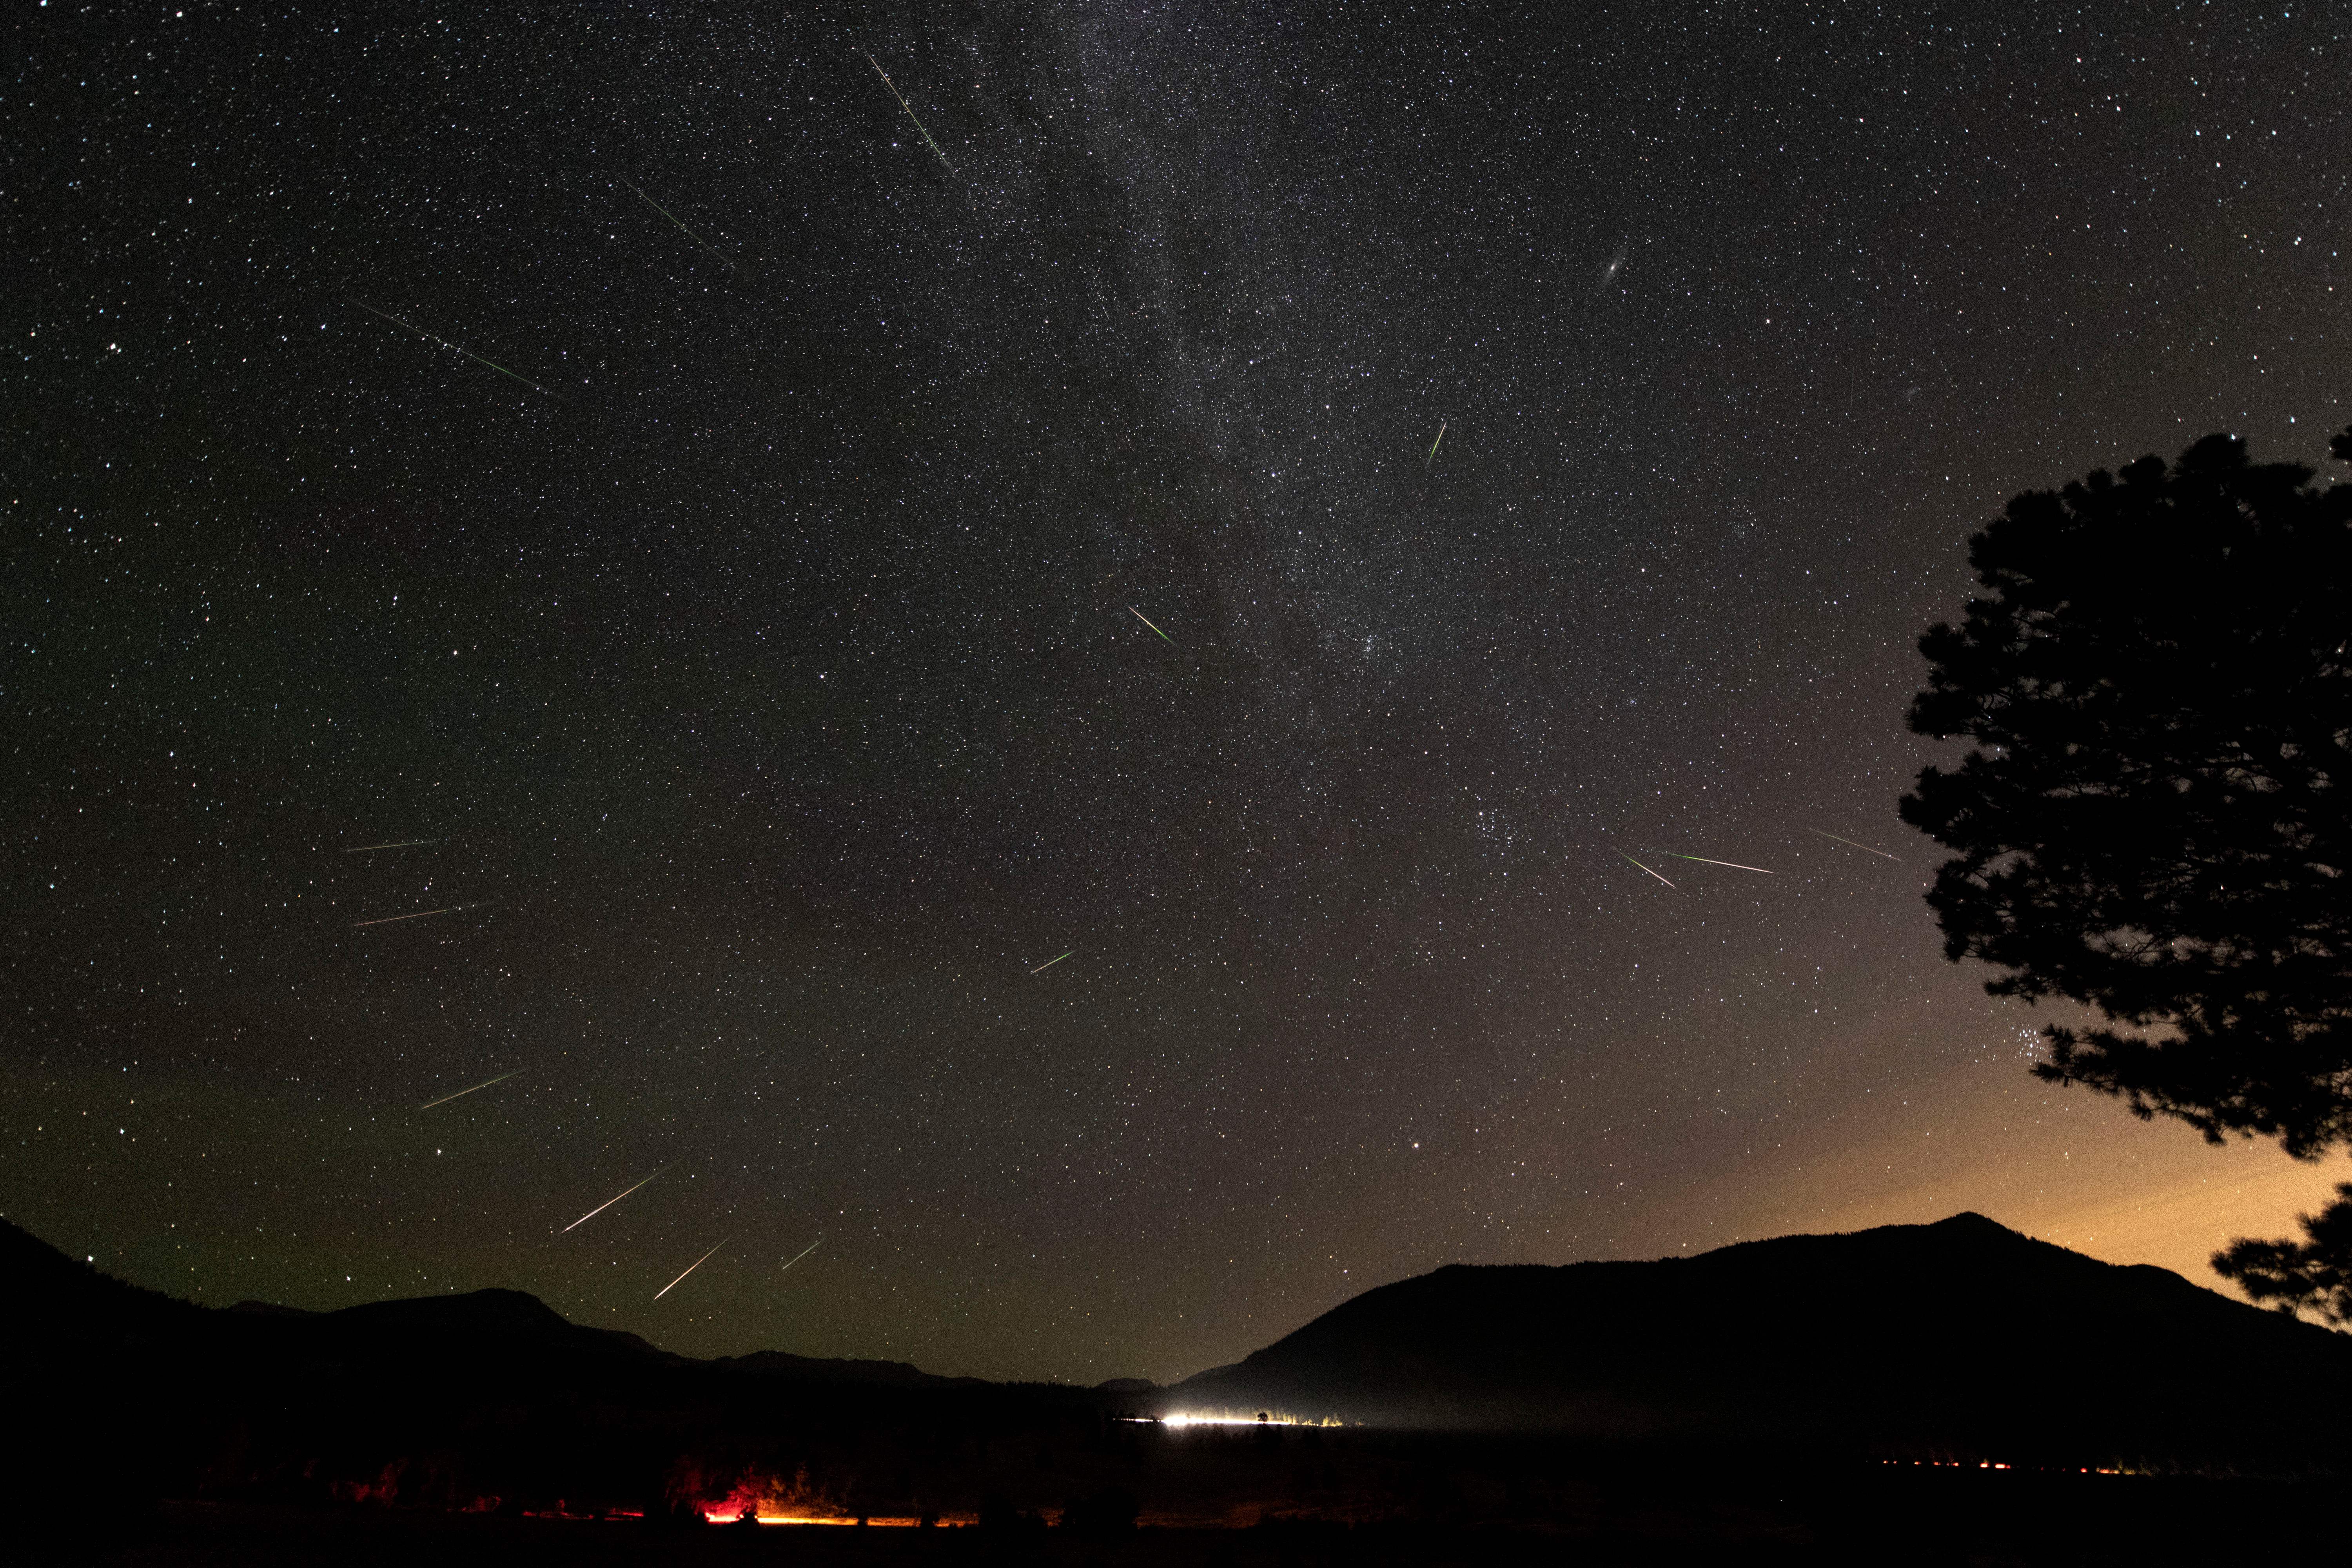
8;1209;2349;1558
1174;1213;2352;1467
0;1216;1107;1528
1;1207;208;1343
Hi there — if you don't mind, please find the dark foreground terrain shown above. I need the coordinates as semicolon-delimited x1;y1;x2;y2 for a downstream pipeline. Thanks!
9;1213;2348;1564
55;1466;2347;1568
1174;1212;2352;1461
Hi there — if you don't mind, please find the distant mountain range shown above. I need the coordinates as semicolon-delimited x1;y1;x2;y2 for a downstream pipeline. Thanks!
1171;1212;2352;1465
1;1212;976;1392
0;1214;1037;1523
5;1208;2347;1514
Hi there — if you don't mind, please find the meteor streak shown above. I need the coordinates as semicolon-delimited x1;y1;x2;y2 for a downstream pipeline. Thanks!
354;907;450;927
1619;852;1675;888
419;1068;524;1110
1425;419;1447;468
777;1236;824;1275
563;1167;669;1233
1807;828;1898;860
656;1236;732;1299
353;900;490;928
1029;950;1074;974
343;838;439;854
621;179;745;275
1662;853;1775;874
866;53;955;174
1129;606;1174;644
343;295;563;399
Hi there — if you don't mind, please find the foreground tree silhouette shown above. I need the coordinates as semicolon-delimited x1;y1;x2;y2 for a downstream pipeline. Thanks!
1902;428;2352;1324
2211;1183;2352;1326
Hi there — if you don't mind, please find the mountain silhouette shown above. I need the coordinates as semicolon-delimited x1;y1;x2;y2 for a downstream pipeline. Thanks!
8;1207;2350;1532
0;1214;1063;1530
0;1214;967;1392
1173;1213;2352;1464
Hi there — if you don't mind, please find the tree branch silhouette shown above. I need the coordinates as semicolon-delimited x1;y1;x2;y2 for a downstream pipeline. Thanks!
1904;425;2352;1324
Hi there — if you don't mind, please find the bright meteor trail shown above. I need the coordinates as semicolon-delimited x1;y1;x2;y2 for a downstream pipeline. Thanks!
1808;828;1899;860
418;1068;524;1110
1619;852;1676;887
343;295;562;399
620;179;744;275
1662;853;1775;874
1129;606;1174;643
1029;950;1074;974
562;1168;669;1233
1425;419;1447;468
655;1236;732;1300
778;1236;824;1275
866;53;955;174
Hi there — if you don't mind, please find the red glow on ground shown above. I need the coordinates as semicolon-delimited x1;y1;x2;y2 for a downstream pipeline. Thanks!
698;1510;975;1528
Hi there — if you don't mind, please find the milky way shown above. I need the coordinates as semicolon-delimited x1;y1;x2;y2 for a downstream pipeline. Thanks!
6;3;2345;1381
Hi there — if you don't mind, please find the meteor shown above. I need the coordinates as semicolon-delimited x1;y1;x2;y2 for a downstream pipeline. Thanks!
865;53;955;174
1029;950;1074;974
1807;827;1898;860
353;900;491;929
1619;852;1675;888
343;838;439;854
656;1236;732;1299
343;294;563;399
621;178;745;275
1129;606;1174;644
419;1068;524;1110
1662;853;1775;875
563;1167;669;1233
1425;419;1447;468
354;907;450;927
777;1236;824;1275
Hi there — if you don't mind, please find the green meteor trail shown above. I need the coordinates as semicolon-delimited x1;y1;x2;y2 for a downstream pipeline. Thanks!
1807;828;1898;860
1129;606;1174;644
1029;950;1074;974
343;838;439;854
621;178;745;275
1619;852;1675;887
344;295;563;399
418;1068;524;1110
1425;419;1447;468
1661;853;1775;874
777;1236;824;1275
866;53;955;174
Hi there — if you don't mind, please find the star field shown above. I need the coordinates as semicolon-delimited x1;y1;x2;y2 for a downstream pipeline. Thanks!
5;2;2347;1382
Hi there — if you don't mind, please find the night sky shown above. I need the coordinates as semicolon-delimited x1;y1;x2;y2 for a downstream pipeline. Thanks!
7;3;2347;1383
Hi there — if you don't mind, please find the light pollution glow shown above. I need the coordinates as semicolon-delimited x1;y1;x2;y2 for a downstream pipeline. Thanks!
1145;1411;1346;1428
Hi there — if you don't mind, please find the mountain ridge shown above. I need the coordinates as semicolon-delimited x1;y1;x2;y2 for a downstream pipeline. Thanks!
1170;1211;2352;1463
11;1209;2350;1472
0;1215;976;1392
